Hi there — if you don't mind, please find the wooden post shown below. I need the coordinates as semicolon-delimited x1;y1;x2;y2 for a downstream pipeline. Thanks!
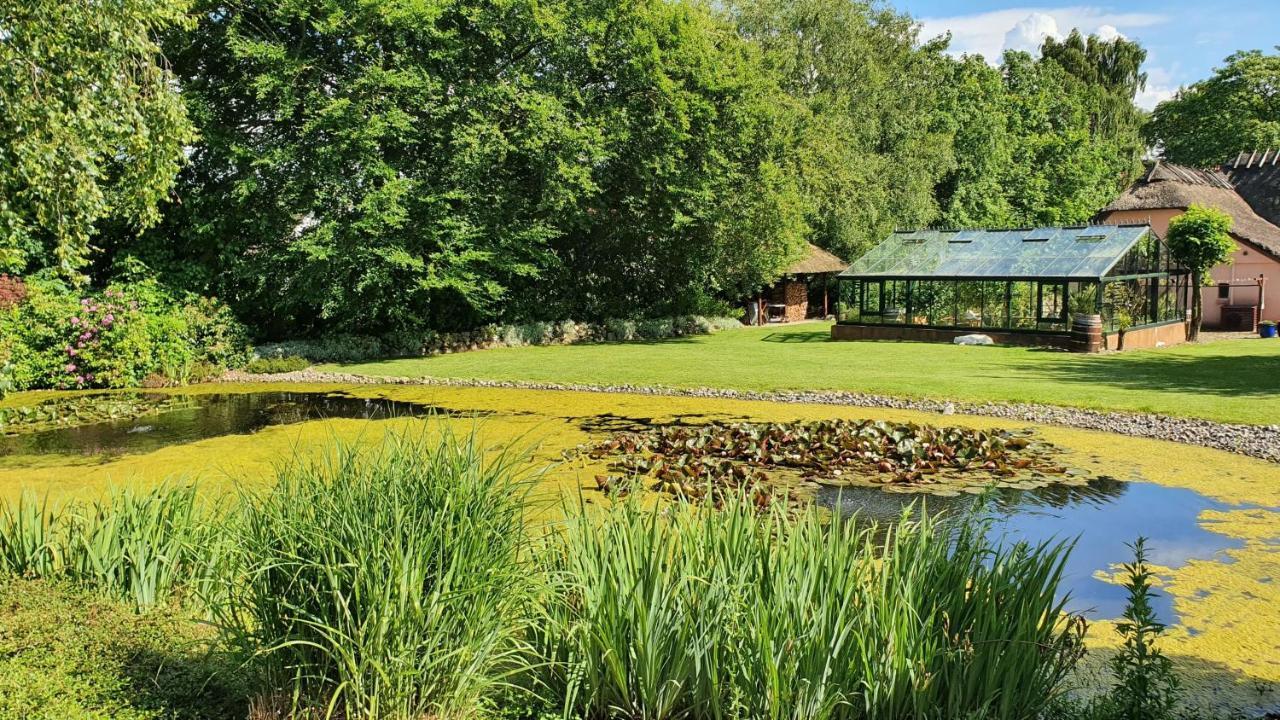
823;275;830;318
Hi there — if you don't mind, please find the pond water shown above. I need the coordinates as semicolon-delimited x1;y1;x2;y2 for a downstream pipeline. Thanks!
0;392;461;464
3;389;1275;635
819;481;1271;626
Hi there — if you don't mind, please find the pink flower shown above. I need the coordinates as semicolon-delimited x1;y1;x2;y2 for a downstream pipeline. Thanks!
65;363;77;373
80;298;89;306
67;347;77;356
75;375;85;384
102;314;114;326
70;316;80;326
85;373;94;382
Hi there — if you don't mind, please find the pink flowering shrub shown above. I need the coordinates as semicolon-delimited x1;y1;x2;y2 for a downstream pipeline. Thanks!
0;274;251;391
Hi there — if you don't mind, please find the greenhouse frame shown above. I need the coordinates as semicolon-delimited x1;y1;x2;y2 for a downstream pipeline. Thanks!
833;224;1190;349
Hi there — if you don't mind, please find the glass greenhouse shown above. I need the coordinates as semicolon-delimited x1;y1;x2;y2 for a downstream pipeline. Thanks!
836;224;1188;334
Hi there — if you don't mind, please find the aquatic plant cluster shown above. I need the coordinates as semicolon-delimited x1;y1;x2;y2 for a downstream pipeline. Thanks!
590;419;1073;501
0;393;188;436
0;430;1092;719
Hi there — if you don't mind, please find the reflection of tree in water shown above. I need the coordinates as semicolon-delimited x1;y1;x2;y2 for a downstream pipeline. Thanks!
0;392;471;461
819;476;1130;528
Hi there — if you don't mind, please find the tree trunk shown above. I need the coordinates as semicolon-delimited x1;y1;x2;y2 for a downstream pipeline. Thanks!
1189;270;1202;342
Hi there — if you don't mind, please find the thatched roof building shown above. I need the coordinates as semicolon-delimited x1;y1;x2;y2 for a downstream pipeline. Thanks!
1100;160;1280;260
783;243;848;276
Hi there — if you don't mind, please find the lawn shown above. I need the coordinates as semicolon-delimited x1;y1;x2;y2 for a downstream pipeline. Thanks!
325;322;1280;426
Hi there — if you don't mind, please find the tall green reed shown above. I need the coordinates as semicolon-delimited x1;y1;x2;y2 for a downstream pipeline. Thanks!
0;485;203;609
534;493;1084;720
204;428;534;720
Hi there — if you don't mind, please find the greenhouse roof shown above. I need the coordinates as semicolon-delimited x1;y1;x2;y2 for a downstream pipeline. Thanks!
839;224;1154;280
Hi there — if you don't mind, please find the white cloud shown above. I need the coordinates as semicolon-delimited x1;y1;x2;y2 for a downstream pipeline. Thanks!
918;6;1166;63
1094;24;1124;42
1003;12;1062;54
1135;65;1179;110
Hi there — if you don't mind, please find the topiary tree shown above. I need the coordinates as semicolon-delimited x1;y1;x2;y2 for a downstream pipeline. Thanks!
1165;205;1234;341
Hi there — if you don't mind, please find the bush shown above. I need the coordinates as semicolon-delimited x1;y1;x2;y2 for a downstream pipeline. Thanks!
0;274;251;390
206;430;533;718
534;495;1085;720
244;355;310;374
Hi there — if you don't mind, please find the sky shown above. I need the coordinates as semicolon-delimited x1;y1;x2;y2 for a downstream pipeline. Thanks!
897;1;1279;109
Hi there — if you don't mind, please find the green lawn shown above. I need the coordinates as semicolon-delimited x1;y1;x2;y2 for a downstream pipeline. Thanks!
324;322;1280;426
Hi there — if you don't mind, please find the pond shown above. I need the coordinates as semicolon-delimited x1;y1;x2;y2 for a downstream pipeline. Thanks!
0;391;468;465
2;384;1277;710
820;480;1272;625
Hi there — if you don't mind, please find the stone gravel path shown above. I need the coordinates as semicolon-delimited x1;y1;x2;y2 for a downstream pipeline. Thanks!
222;369;1280;464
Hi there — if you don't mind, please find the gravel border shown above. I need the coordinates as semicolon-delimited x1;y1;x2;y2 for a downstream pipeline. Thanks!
221;369;1280;464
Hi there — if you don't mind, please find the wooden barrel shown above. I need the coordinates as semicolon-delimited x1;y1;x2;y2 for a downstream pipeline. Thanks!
1070;314;1103;353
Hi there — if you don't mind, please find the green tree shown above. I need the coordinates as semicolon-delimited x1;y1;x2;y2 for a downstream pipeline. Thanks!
724;0;953;259
1166;205;1234;341
1146;49;1280;168
933;56;1014;228
152;0;808;334
0;0;195;279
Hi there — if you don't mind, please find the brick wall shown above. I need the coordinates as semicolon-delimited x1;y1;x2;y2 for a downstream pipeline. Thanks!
1103;320;1189;350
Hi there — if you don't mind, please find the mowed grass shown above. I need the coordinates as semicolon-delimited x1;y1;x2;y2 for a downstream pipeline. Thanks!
325;322;1280;426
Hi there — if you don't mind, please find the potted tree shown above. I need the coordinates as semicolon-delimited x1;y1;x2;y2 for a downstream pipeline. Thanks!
1260;321;1278;339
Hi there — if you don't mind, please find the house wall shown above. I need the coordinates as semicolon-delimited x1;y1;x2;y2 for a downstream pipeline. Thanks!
1100;208;1280;327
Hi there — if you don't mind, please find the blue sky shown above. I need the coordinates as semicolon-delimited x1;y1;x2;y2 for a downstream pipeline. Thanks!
897;2;1279;109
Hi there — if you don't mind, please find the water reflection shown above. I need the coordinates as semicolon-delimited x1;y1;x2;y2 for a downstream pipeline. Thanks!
0;392;461;464
819;479;1268;624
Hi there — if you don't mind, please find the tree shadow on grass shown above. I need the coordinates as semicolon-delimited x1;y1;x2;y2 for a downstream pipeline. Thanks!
120;642;250;720
758;330;831;343
1017;349;1280;400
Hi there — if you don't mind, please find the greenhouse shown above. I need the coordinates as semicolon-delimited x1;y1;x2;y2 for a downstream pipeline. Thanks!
833;224;1191;350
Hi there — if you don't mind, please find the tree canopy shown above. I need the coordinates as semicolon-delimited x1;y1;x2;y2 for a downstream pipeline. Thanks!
1166;205;1235;340
5;0;1159;338
0;0;195;279
1146;49;1280;168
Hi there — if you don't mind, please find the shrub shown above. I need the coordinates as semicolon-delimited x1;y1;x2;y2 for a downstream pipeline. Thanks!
0;274;26;310
244;355;311;374
206;430;534;719
533;495;1084;720
0;274;251;390
0;486;205;610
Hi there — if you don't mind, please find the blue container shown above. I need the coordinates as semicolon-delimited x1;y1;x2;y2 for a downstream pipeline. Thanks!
1261;323;1278;339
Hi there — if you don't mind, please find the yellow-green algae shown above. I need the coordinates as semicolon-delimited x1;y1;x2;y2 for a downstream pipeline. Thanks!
2;383;1278;712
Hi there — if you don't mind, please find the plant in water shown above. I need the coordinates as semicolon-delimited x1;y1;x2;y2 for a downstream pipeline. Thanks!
588;419;1072;502
205;428;534;719
534;493;1085;720
1102;537;1182;720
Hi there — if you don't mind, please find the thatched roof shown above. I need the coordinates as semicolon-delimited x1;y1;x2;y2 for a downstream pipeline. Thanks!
1101;161;1280;260
785;243;847;275
1224;150;1280;229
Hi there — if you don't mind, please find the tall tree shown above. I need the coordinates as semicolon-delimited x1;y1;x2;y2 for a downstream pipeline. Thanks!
1146;49;1280;168
1166;205;1235;341
723;0;954;260
0;0;195;279
153;0;809;334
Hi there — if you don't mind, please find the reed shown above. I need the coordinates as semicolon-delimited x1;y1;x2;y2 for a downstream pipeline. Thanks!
0;486;203;609
534;493;1084;720
204;428;534;720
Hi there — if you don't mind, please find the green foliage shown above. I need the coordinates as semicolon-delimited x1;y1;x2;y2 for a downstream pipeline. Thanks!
244;355;310;374
535;494;1084;719
726;0;951;259
0;579;246;720
1103;538;1182;720
205;430;533;719
0;0;196;278
0;487;205;610
0;272;251;390
1167;205;1234;339
1146;49;1280;168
